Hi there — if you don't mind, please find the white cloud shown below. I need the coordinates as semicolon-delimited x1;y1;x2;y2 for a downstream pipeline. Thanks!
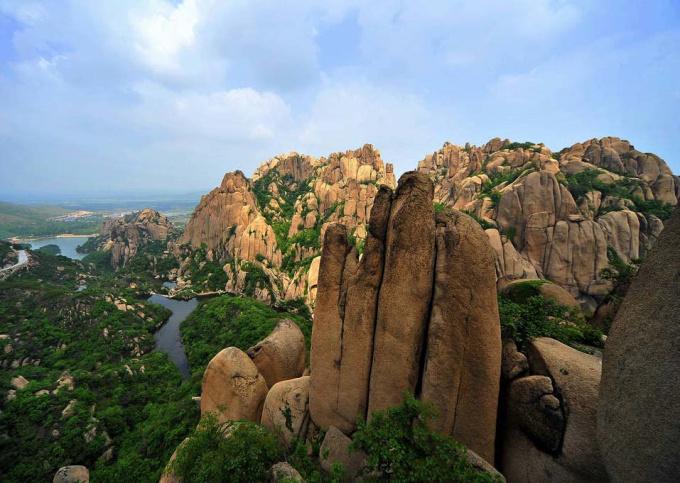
0;0;678;197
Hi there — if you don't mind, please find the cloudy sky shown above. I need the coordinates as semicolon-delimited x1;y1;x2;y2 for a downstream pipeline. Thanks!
1;0;679;200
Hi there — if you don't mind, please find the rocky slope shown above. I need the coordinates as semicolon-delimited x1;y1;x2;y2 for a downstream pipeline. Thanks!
177;145;396;304
177;137;677;316
418;136;677;311
84;208;176;270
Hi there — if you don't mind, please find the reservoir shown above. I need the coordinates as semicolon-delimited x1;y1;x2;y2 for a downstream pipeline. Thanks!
148;293;198;379
21;236;93;260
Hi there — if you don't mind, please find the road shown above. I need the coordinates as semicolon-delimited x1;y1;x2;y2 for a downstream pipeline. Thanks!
0;250;28;273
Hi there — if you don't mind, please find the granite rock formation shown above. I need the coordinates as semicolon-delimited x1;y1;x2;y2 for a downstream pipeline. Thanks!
177;145;395;304
418;137;677;311
309;172;501;462
499;337;606;482
96;208;174;270
597;207;680;483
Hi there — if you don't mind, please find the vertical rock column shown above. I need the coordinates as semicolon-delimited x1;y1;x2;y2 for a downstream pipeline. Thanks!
420;210;502;463
309;224;352;431
309;187;392;433
367;172;436;415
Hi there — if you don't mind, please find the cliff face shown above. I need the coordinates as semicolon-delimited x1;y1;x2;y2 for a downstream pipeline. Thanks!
418;137;677;309
177;145;396;304
98;208;175;269
178;136;676;310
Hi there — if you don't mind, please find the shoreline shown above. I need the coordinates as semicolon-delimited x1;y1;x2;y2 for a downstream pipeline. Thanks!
9;233;98;243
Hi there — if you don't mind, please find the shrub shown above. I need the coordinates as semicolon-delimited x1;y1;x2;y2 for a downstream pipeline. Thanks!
352;394;497;482
498;294;603;349
170;416;282;483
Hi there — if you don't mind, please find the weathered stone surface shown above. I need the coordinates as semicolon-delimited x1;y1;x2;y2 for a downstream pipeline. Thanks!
53;465;89;483
200;347;268;423
501;337;606;483
420;210;501;462
309;224;351;431
159;437;190;483
309;187;393;433
247;319;306;388
465;449;506;483
270;462;303;482
368;172;436;415
99;208;174;269
598;207;680;483
501;339;528;381
11;375;29;390
319;426;367;479
508;375;565;453
334;186;392;433
260;376;311;446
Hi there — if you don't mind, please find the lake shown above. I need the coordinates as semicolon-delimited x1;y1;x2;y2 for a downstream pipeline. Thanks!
22;236;93;260
148;293;198;379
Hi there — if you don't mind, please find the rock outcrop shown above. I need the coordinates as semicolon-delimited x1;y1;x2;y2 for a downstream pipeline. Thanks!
417;137;677;310
310;172;501;462
53;465;89;483
500;337;606;482
260;376;312;446
97;208;174;269
246;319;306;388
420;210;501;461
177;146;396;305
598;207;680;483
200;347;268;423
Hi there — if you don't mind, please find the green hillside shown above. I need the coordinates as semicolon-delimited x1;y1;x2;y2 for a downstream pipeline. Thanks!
0;202;102;239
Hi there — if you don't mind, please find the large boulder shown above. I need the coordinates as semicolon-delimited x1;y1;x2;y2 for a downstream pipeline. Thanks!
420;210;501;462
368;172;436;415
598;207;680;482
260;376;311;446
200;347;268;423
53;466;89;483
500;337;607;482
319;426;367;479
247;319;306;388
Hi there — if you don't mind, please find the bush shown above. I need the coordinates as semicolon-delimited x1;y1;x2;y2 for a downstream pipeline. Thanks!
352;394;497;482
170;416;282;483
498;294;603;349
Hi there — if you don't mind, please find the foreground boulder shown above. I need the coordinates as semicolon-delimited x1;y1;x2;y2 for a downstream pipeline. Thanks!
53;465;89;483
260;376;312;446
247;319;306;388
598;207;680;483
319;426;367;479
500;337;606;482
200;347;268;423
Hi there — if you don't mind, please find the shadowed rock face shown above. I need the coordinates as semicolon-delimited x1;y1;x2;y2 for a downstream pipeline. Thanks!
598;207;680;483
309;171;501;462
420;210;501;461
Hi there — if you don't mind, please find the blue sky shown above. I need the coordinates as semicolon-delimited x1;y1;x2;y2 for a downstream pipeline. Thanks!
0;0;679;200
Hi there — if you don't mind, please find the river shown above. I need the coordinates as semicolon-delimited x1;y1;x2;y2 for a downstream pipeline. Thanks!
20;236;93;260
148;293;198;379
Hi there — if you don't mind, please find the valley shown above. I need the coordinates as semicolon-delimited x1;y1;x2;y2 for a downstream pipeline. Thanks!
0;136;678;482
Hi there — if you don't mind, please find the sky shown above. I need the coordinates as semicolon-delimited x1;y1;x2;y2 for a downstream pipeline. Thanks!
0;0;679;200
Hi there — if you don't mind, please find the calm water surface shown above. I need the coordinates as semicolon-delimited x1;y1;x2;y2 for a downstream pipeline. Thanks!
148;293;198;379
22;236;92;260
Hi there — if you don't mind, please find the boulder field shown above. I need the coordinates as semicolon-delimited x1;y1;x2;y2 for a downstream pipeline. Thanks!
160;168;678;482
168;136;676;326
